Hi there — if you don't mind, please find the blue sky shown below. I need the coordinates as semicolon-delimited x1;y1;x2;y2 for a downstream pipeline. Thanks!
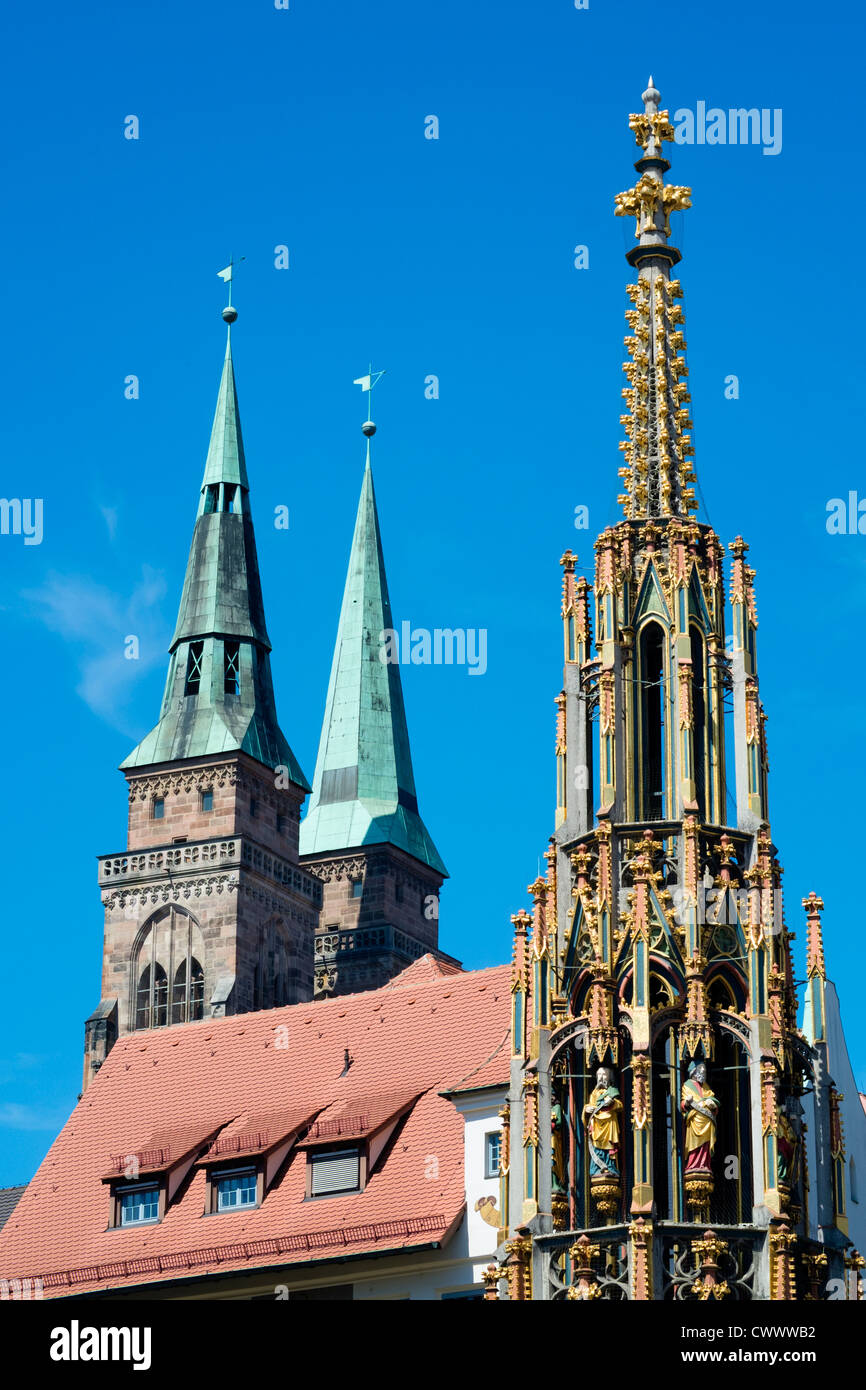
1;0;863;1184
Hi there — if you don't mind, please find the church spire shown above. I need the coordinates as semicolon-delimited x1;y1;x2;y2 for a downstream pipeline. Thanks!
122;304;308;787
300;402;446;875
615;78;698;520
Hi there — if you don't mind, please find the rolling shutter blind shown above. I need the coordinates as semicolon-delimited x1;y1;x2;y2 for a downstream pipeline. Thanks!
311;1149;360;1196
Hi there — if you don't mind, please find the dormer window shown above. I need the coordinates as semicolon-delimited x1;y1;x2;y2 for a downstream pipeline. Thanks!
308;1147;362;1198
116;1183;160;1227
185;641;204;696
216;1167;258;1211
224;641;240;696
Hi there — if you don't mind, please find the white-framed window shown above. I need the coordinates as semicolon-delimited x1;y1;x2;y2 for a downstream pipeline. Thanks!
484;1130;502;1180
118;1184;160;1226
216;1168;258;1211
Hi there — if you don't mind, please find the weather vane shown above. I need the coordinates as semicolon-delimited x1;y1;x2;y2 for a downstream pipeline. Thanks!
353;365;386;437
217;255;245;323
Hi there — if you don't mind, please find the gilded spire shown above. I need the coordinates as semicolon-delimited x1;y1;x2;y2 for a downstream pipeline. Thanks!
615;79;697;520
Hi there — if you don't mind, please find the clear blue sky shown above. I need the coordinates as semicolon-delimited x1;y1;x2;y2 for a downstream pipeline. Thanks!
1;0;863;1185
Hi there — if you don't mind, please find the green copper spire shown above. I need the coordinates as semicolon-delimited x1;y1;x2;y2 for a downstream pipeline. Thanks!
200;328;249;493
122;312;309;788
300;420;446;875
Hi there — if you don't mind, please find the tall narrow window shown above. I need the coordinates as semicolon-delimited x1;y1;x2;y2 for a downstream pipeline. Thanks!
152;797;164;820
135;965;152;1030
136;963;168;1029
690;625;707;820
201;789;213;812
639;623;666;820
224;641;240;696
203;484;219;514
224;485;238;513
171;957;205;1024
153;964;168;1026
185;641;204;696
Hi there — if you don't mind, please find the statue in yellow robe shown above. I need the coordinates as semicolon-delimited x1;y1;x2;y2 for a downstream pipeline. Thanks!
680;1060;719;1174
583;1066;622;1178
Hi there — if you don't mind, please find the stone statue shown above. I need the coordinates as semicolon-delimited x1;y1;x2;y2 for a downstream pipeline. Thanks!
680;1060;719;1173
583;1066;623;1179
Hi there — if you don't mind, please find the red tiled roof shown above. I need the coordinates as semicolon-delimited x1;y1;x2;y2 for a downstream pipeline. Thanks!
103;1121;227;1178
381;954;465;988
199;1108;320;1163
299;1089;422;1147
0;963;510;1296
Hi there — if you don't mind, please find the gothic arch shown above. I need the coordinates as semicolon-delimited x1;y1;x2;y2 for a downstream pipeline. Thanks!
252;916;294;1011
636;619;670;820
131;906;206;1031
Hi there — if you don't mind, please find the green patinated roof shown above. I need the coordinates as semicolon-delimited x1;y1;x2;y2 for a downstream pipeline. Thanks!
122;329;309;790
299;452;446;875
202;329;249;491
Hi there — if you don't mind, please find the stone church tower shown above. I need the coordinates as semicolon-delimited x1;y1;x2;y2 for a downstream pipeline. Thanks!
83;310;318;1089
299;418;452;996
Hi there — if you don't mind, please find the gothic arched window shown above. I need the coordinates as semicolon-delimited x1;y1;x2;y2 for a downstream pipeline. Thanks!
690;624;708;820
136;963;168;1030
131;907;206;1032
253;919;293;1011
639;622;667;820
172;958;205;1024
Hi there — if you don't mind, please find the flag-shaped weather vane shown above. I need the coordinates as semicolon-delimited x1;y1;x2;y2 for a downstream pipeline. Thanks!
354;365;386;437
217;256;245;323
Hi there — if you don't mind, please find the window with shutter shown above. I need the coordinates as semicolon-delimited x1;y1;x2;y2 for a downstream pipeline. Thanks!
310;1148;361;1196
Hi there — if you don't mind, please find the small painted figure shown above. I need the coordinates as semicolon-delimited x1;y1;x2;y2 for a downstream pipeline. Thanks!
551;1100;566;1194
583;1066;623;1179
680;1060;719;1174
777;1099;801;1187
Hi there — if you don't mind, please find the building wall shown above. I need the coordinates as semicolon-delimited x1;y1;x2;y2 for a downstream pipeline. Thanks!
85;753;319;1086
303;845;446;996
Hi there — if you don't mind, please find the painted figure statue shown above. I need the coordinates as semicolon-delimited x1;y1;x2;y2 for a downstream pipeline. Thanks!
778;1098;801;1187
583;1066;623;1179
680;1060;719;1174
551;1100;567;1195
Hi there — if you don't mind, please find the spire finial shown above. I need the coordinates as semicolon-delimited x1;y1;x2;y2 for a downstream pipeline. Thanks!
354;365;386;447
217;256;245;324
642;75;660;109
